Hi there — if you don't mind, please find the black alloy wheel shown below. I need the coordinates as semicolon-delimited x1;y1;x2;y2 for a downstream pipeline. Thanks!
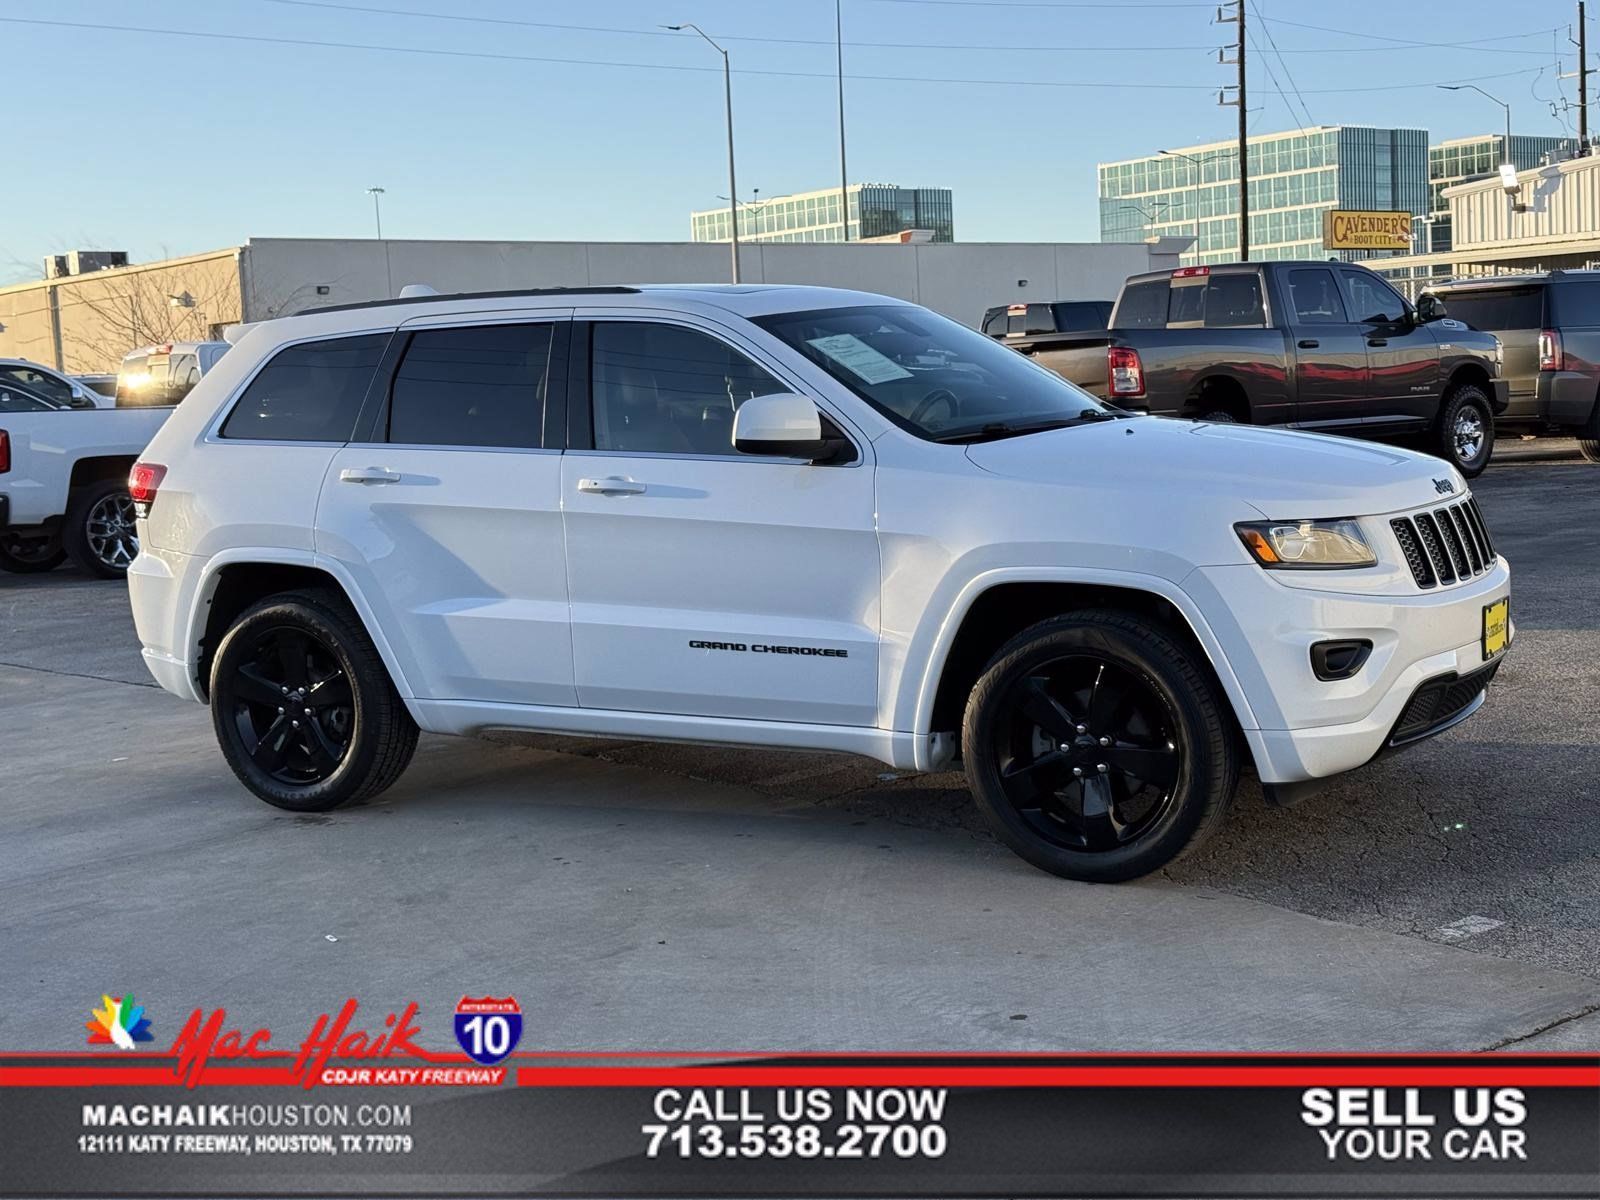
0;532;67;574
209;589;418;811
225;625;356;785
991;656;1183;853
963;611;1238;882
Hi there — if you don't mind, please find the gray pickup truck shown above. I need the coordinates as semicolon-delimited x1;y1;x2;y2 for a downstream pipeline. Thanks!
1012;260;1510;477
1421;270;1600;463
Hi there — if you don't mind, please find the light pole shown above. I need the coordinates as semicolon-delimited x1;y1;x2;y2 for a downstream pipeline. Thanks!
667;23;741;282
366;187;386;240
1158;148;1229;258
1438;85;1514;235
836;0;849;241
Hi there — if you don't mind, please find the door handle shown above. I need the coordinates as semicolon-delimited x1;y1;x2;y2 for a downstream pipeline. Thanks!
1367;338;1389;347
338;467;401;484
577;476;647;496
1297;339;1320;349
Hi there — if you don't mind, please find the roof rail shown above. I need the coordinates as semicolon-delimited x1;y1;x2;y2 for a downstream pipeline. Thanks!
301;285;642;316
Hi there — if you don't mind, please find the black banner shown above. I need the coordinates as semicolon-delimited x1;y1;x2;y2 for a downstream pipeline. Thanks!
2;1053;1598;1197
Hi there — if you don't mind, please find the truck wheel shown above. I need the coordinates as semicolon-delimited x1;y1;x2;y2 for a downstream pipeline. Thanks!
0;532;66;573
209;588;418;812
63;479;139;578
961;610;1238;883
1435;384;1495;478
1579;439;1600;464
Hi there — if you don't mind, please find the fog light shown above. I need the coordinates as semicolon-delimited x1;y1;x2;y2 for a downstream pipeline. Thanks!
1310;639;1372;682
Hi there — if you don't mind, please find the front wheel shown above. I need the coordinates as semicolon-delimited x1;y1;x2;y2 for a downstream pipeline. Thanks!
1578;438;1600;464
962;611;1239;883
209;589;418;812
1435;384;1495;478
0;532;66;574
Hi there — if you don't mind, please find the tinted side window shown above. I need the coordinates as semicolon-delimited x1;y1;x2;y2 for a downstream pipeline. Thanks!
1549;282;1600;326
1022;304;1055;335
1341;270;1406;323
1203;274;1266;328
388;323;553;448
1438;287;1543;331
220;334;388;442
591;322;784;456
1286;268;1348;325
1115;280;1170;329
981;310;1006;337
0;366;72;404
1051;302;1112;332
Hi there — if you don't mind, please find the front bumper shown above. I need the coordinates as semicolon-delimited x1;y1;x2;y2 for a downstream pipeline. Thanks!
1188;559;1511;785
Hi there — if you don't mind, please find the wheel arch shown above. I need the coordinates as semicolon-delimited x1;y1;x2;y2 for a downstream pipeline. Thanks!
1181;374;1251;422
1443;361;1492;399
67;455;137;494
912;570;1260;772
186;550;417;706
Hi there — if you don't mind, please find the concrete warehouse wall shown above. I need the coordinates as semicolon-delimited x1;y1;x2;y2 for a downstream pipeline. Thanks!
1;237;1176;372
241;238;1173;327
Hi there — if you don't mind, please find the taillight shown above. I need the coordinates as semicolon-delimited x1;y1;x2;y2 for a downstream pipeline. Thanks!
0;431;9;475
128;461;167;517
1172;266;1210;278
1538;328;1563;371
1108;346;1145;397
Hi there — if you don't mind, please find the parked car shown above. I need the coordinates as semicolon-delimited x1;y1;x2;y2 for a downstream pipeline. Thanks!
126;284;1509;883
0;359;102;411
1012;261;1509;477
116;341;230;407
1420;271;1600;463
0;402;174;576
981;300;1113;341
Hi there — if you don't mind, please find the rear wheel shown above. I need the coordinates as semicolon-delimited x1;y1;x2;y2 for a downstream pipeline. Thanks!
209;588;418;812
1435;383;1495;478
962;610;1238;882
1579;439;1600;464
64;479;139;578
0;531;66;573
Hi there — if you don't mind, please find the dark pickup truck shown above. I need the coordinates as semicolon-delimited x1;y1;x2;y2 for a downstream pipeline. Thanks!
1011;260;1510;477
1421;270;1600;463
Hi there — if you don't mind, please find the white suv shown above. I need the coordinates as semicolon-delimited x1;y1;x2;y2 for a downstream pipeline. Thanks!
127;285;1512;881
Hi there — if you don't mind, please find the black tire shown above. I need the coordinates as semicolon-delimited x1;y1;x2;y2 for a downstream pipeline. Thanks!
209;588;418;812
63;478;139;578
1579;438;1600;464
962;610;1238;883
0;532;66;574
1197;410;1238;424
1434;383;1495;478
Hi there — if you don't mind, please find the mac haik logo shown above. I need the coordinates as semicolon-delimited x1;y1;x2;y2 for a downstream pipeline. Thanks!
86;994;154;1048
454;996;522;1065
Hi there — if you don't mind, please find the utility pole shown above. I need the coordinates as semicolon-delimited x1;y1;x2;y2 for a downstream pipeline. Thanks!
836;0;850;241
1581;1;1590;151
1218;1;1248;260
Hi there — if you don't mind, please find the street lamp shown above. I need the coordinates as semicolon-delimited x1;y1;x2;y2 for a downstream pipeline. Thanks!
1438;85;1515;235
1117;200;1170;238
1437;84;1512;160
666;23;741;283
1158;148;1230;254
366;187;386;240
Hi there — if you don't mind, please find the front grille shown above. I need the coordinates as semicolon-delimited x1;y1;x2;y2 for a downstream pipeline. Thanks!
1389;658;1501;746
1390;497;1496;589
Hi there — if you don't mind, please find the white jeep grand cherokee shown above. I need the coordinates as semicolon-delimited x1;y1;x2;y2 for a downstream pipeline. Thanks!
127;285;1511;882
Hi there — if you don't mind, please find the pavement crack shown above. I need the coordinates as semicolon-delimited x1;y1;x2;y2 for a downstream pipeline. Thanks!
1481;1001;1600;1050
0;660;157;689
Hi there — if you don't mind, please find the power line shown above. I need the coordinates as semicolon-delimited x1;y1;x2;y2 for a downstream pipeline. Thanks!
0;16;1547;95
1261;16;1561;52
1248;1;1315;129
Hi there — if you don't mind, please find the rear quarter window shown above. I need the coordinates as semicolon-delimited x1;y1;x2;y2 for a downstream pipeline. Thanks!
1549;282;1600;327
1438;287;1544;331
219;333;390;442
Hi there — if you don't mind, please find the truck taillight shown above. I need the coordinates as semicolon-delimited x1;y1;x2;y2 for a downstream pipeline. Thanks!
1538;328;1563;371
128;461;167;517
1172;266;1210;278
1108;346;1145;398
0;431;8;475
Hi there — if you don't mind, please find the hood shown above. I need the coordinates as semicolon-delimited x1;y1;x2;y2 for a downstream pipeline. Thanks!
964;417;1458;517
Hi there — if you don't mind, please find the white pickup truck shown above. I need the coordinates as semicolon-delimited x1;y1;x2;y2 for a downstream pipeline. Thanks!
0;406;171;576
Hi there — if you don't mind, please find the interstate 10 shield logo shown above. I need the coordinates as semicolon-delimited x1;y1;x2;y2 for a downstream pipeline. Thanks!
453;996;522;1065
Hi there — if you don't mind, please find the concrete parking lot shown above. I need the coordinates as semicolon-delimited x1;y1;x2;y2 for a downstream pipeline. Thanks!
2;442;1597;1052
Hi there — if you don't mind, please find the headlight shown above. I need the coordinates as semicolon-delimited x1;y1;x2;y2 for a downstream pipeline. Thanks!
1235;519;1376;569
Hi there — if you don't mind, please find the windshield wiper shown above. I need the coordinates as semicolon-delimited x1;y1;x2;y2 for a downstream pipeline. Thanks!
931;409;1116;444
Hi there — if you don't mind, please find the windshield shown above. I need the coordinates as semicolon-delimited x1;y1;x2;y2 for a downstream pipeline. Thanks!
755;304;1110;441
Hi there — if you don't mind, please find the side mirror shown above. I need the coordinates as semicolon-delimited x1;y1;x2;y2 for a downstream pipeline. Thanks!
1416;293;1446;323
733;393;832;460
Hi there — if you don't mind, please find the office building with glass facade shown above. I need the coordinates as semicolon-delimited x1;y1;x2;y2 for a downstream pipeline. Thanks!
1098;126;1429;265
690;183;954;244
1420;133;1575;254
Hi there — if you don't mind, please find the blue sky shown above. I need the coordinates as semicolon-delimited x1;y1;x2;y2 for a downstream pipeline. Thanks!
1;0;1588;283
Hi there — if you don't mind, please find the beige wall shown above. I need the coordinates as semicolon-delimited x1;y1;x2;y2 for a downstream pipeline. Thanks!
0;251;244;373
242;237;1175;328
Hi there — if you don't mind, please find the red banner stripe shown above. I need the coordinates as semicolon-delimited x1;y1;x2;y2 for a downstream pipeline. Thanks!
0;1067;299;1087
